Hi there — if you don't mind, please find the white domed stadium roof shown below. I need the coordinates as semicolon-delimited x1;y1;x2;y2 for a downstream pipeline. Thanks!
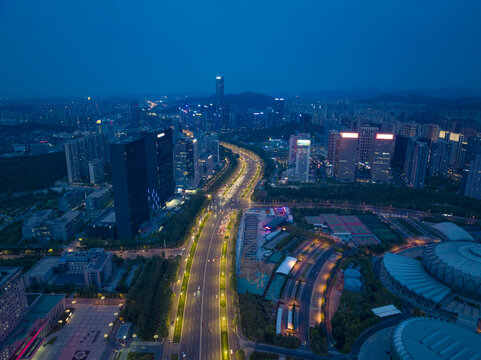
430;222;473;241
423;241;481;300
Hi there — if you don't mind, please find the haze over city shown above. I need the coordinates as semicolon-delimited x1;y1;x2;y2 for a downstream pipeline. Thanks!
1;0;481;97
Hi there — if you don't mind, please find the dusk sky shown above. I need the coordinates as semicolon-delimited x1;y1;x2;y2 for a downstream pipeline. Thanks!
1;0;481;98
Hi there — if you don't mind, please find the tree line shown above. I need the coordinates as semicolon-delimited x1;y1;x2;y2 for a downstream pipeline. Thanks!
123;256;178;340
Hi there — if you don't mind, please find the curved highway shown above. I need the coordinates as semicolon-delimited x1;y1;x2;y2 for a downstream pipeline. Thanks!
164;143;261;360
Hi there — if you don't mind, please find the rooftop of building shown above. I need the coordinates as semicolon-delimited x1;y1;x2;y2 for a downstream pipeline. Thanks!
24;209;54;225
59;248;111;270
430;222;474;241
426;241;481;278
86;187;110;199
383;252;451;304
276;256;297;276
391;317;481;360
57;210;82;222
0;266;22;287
26;257;61;278
5;293;64;345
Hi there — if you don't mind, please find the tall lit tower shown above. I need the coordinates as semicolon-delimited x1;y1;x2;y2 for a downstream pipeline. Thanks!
336;132;358;181
371;133;394;182
216;76;224;106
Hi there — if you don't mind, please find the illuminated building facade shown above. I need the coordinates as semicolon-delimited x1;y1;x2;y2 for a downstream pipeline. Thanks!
371;133;394;182
336;132;358;181
142;128;175;209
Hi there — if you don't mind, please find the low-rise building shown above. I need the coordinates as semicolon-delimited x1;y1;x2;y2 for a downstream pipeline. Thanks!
25;249;113;289
58;189;88;212
22;210;84;242
87;211;116;240
85;187;112;212
22;210;54;240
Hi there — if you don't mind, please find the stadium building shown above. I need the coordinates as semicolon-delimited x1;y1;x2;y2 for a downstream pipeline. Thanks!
423;241;481;301
390;317;481;360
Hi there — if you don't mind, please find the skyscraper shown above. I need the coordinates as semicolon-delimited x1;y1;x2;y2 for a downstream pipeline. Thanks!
371;134;394;182
206;134;220;164
88;159;104;184
273;98;285;127
216;76;224;106
336;132;358;181
0;267;29;344
288;134;298;166
358;126;378;165
405;139;429;188
439;131;465;171
142;128;175;209
295;136;311;182
428;140;451;178
464;153;481;199
174;136;200;189
288;134;311;182
401;123;417;137
393;134;411;169
422;124;439;143
64;134;108;183
110;138;149;239
327;130;339;166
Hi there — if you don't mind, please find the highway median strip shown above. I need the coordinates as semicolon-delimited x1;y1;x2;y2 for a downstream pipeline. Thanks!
173;211;211;343
220;213;235;360
242;164;261;198
223;162;246;197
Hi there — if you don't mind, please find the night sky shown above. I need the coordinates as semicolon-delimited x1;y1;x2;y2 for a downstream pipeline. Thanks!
1;0;481;97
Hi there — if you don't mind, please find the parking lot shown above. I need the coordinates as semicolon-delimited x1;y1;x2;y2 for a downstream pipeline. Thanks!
34;301;122;360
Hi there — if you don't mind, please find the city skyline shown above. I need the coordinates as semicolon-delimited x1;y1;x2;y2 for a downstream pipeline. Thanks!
2;1;481;359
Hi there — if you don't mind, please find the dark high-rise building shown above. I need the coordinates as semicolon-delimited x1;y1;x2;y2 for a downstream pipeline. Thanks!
428;140;451;178
329;132;358;181
404;139;429;188
273;98;285;127
393;135;410;169
463;135;481;169
143;128;175;209
299;113;312;133
130;100;140;128
110;138;149;239
463;153;481;200
216;76;224;106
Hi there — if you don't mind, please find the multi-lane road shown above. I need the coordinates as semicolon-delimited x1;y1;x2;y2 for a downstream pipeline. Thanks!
163;143;261;360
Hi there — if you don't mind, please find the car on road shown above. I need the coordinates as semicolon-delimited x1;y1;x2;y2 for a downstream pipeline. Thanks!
169;338;172;343
182;352;187;358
